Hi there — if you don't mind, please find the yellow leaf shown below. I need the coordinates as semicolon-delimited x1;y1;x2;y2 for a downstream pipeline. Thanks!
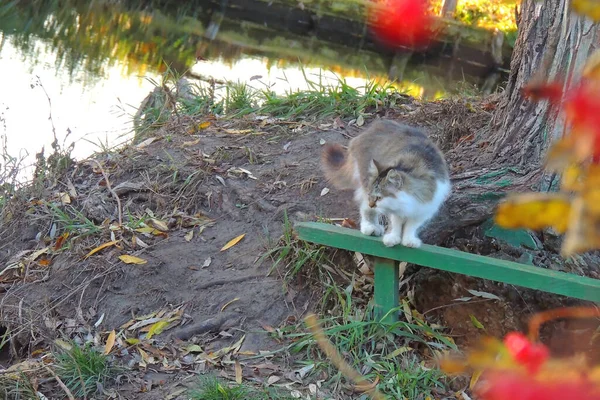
235;360;242;384
104;330;116;355
146;320;169;339
183;138;201;147
224;128;252;134
220;298;240;312
221;234;245;251
561;164;584;191
126;338;141;345
135;227;163;236
198;121;211;130
148;218;169;232
119;255;148;265
469;369;484;390
59;192;71;205
185;230;194;242
84;240;119;259
138;347;149;361
494;193;571;234
54;339;72;351
571;0;600;21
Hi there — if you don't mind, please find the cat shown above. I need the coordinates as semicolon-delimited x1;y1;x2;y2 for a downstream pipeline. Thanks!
321;119;450;248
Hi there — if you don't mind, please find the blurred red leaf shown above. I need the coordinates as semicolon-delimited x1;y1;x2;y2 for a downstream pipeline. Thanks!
367;0;436;49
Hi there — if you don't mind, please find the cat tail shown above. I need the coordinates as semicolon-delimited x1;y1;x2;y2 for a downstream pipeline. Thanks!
321;143;356;190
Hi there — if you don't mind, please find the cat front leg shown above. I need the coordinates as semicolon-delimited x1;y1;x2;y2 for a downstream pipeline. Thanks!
359;201;384;236
400;216;426;248
382;214;404;247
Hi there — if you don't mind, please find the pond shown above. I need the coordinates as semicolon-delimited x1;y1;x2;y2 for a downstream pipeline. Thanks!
0;0;509;179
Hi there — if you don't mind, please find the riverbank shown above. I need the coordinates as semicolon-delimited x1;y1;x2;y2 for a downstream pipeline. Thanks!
0;80;597;399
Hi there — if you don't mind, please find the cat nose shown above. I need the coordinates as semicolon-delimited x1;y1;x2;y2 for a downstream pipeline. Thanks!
368;200;376;208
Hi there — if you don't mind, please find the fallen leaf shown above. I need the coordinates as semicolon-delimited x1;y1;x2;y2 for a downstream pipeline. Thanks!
136;137;157;148
53;233;69;251
356;114;365;126
320;188;330;196
221;234;245;251
84;240;119;259
59;192;71;205
202;257;212;268
469;369;484;390
221;298;240;312
54;339;72;351
125;338;140;345
185;230;194;242
235;360;242;384
385;346;412;359
469;314;485;330
148;218;169;232
341;218;358;229
185;344;203;353
198;121;211;130
104;330;116;355
224;128;252;134
466;289;501;301
146;320;169;339
119;255;147;265
183;138;201;146
266;375;281;386
38;258;51;267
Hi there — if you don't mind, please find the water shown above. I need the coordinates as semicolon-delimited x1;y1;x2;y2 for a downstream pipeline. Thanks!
0;0;504;179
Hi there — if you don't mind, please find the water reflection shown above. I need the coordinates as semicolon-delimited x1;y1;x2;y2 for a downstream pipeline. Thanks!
0;0;505;173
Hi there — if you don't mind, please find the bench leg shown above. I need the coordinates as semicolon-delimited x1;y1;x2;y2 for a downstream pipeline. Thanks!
373;257;399;323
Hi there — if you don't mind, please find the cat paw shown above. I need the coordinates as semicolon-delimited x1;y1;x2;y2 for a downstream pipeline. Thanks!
382;233;402;247
361;222;385;237
401;236;422;248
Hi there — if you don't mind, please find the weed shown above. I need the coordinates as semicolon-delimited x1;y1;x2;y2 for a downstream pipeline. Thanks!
54;342;117;398
284;310;453;398
188;375;296;400
0;373;37;400
260;211;326;280
188;376;252;400
42;201;100;237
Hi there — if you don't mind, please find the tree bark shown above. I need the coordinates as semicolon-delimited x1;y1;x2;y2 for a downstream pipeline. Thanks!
440;0;458;18
481;0;599;168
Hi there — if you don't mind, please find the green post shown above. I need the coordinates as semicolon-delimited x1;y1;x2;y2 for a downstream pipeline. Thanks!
373;257;399;323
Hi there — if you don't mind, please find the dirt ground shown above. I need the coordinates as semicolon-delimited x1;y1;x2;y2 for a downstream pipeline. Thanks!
1;96;599;398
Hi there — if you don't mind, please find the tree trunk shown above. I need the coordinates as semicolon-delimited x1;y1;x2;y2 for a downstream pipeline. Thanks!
482;0;599;168
421;1;599;244
440;0;458;18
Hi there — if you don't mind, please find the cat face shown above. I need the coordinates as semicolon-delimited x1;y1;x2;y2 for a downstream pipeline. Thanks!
366;159;404;208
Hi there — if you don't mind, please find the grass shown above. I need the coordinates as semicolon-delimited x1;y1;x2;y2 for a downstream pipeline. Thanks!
188;375;296;400
54;342;117;398
0;373;38;400
130;64;405;136
260;213;455;398
261;211;327;281
283;306;454;398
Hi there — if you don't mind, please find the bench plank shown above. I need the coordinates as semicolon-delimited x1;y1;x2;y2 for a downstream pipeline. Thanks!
296;222;600;303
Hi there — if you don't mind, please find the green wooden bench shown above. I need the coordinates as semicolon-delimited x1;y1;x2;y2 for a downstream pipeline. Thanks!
295;222;600;323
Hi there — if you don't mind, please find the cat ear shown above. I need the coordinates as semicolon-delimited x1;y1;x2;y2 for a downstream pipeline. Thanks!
370;159;384;175
368;159;380;177
386;169;404;187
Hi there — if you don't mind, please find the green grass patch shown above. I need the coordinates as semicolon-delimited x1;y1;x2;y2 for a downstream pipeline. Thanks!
188;375;295;400
54;342;117;398
0;373;38;400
